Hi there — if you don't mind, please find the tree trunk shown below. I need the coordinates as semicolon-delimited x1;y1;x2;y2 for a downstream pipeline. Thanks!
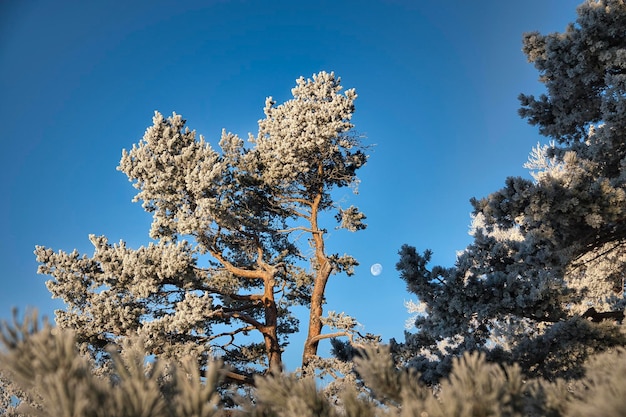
262;277;283;371
301;192;332;368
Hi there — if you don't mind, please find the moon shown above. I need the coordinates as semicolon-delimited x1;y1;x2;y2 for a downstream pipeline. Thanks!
370;263;383;276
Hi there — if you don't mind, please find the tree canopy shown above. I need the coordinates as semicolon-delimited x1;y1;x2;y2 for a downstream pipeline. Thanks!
396;0;626;383
34;71;367;382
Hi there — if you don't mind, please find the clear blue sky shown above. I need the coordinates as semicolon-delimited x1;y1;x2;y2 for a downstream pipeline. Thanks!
1;0;581;369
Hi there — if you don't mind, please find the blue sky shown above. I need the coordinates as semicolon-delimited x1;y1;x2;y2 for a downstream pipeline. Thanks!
1;0;581;369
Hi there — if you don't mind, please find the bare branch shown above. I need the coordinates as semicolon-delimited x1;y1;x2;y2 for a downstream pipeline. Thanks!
208;325;257;346
305;331;352;347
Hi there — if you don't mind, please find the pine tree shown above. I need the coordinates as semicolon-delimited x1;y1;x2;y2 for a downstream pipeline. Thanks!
34;72;366;382
396;0;626;383
249;72;367;368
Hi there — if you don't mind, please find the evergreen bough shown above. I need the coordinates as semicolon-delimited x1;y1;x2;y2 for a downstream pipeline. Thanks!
2;314;626;417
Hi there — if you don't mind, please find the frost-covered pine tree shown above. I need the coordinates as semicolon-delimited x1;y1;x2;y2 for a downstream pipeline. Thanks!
249;72;367;368
396;0;626;383
34;71;366;382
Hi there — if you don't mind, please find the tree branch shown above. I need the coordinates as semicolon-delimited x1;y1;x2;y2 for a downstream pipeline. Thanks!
210;249;266;281
570;238;626;271
582;307;625;324
225;293;264;302
305;331;352;347
277;226;314;234
209;325;257;346
215;310;265;330
223;370;256;386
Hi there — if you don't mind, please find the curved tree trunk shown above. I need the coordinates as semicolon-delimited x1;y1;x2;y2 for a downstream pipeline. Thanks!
301;192;333;368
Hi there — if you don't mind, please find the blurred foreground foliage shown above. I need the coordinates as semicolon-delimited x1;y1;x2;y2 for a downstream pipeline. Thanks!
1;311;625;417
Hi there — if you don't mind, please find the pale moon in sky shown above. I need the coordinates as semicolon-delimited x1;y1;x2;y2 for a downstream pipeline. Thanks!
370;263;383;276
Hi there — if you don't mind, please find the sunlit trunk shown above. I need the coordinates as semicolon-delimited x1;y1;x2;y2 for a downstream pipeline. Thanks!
301;191;332;368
